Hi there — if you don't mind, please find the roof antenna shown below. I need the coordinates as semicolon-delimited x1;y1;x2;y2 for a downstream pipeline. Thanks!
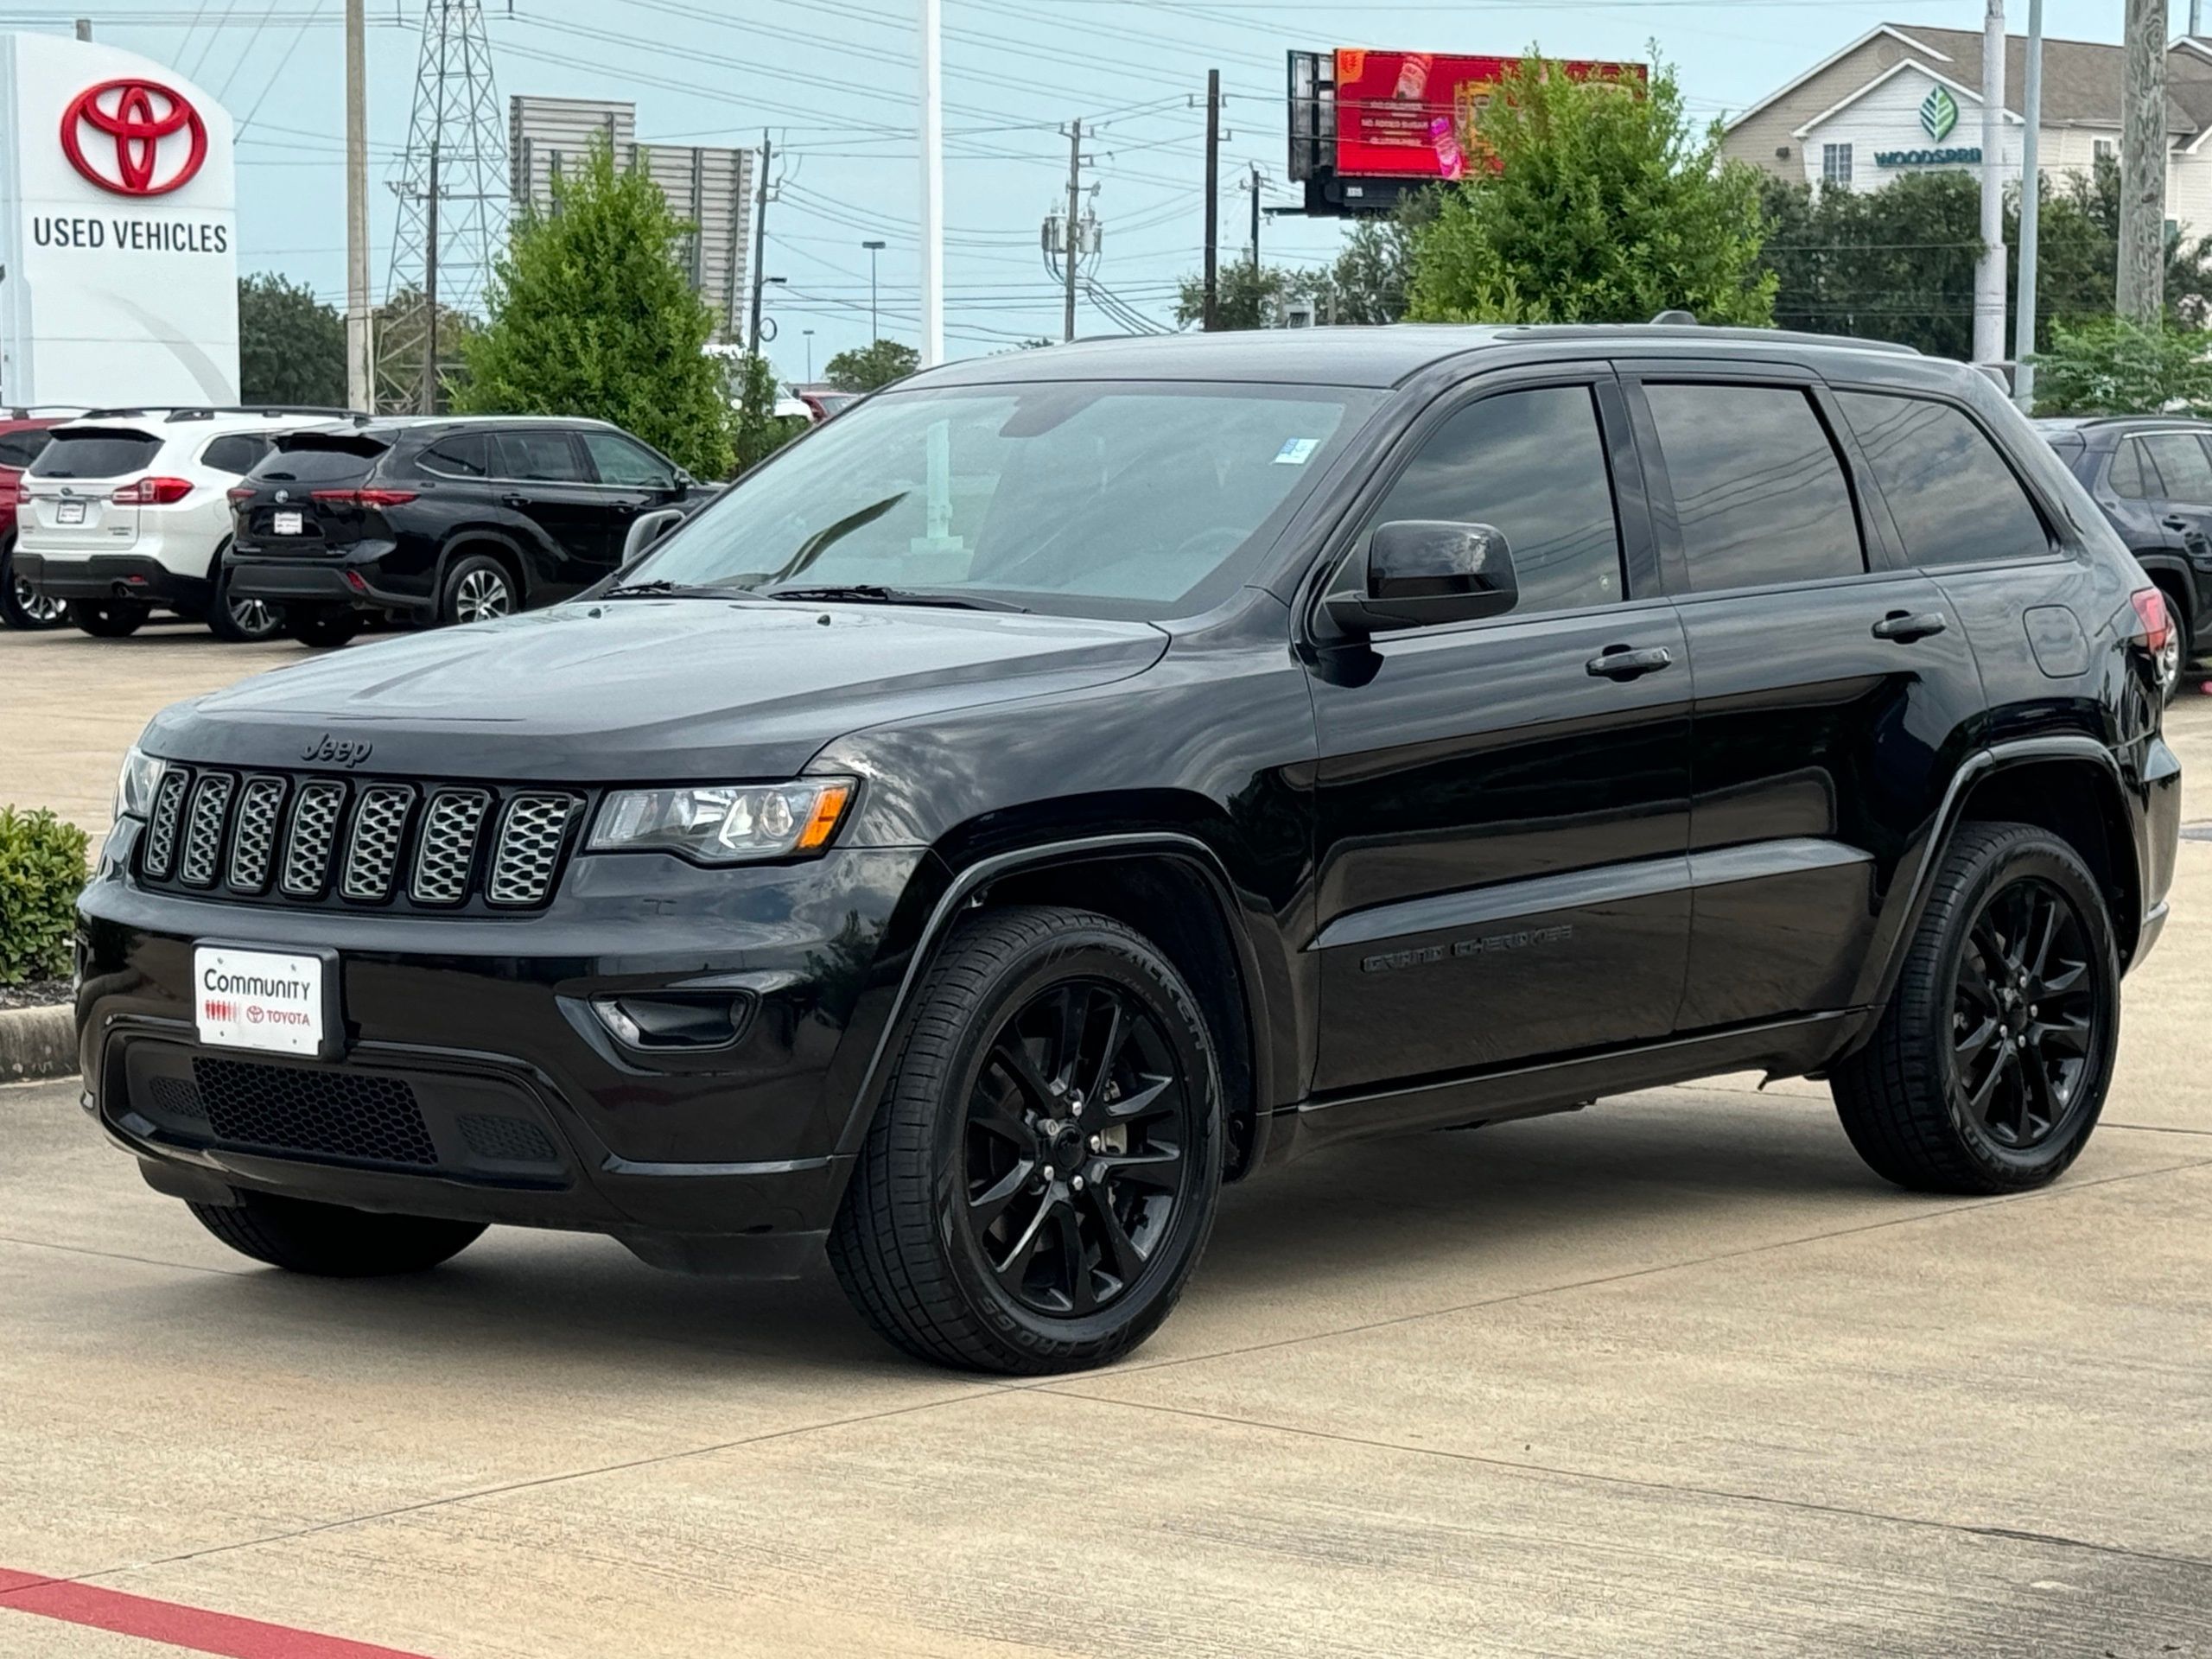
1651;308;1699;326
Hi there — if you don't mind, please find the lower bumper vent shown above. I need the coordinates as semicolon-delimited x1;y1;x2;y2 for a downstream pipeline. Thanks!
192;1056;438;1166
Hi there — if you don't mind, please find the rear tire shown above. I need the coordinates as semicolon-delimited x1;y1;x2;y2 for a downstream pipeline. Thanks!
205;556;285;642
67;598;149;638
1831;822;2120;1194
283;605;363;649
0;541;67;630
188;1190;485;1276
440;554;518;626
829;905;1224;1374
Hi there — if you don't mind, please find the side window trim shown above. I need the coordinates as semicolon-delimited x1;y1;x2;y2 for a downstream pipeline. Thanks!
1615;363;1879;599
1295;361;1654;645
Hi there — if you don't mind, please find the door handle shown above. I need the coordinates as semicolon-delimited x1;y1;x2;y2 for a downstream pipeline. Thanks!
613;501;638;516
1872;609;1947;643
2164;515;2193;531
499;493;530;509
1586;645;1674;680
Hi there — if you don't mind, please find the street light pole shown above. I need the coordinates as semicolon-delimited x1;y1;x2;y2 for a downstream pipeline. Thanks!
2015;0;2045;410
804;328;815;380
862;238;886;342
1972;0;2008;366
918;0;945;365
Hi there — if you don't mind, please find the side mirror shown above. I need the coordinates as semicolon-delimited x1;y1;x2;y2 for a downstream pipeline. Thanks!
671;468;695;499
1323;520;1519;638
620;506;689;569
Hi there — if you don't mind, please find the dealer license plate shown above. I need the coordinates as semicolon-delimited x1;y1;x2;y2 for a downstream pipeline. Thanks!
55;499;85;525
194;944;327;1057
272;510;303;537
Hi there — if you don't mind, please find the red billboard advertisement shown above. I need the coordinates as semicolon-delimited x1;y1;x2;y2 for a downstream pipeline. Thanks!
1332;49;1644;180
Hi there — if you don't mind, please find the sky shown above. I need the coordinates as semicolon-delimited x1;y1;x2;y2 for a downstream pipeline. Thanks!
0;0;2174;386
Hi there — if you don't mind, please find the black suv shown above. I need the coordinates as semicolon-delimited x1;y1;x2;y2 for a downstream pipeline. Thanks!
77;327;2180;1374
2038;415;2212;699
225;416;699;646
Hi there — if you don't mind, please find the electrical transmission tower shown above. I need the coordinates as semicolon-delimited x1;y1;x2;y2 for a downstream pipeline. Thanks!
380;0;507;413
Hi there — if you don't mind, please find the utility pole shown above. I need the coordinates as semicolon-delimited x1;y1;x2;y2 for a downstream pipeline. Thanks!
344;0;371;411
918;0;945;365
861;239;885;341
73;17;90;39
1249;162;1262;264
2194;0;2203;38
1202;68;1221;331
1973;0;2008;366
2119;0;2169;323
422;142;440;415
2014;0;2045;410
748;130;772;353
1063;118;1083;342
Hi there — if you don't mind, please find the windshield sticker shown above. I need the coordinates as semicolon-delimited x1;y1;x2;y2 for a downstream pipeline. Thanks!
1273;437;1322;466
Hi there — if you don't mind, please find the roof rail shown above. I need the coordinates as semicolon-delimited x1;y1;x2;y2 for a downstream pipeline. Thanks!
3;404;93;419
77;404;371;423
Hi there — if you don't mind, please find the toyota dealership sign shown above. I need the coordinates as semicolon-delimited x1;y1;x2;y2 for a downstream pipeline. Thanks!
0;34;238;405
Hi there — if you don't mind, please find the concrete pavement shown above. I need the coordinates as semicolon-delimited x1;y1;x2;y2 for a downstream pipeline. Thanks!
2;634;2209;1654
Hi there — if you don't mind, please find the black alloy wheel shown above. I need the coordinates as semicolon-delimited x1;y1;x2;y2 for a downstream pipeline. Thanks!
1949;875;2101;1153
963;977;1197;1319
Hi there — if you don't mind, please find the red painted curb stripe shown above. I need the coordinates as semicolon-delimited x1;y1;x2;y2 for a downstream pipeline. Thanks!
0;1567;435;1659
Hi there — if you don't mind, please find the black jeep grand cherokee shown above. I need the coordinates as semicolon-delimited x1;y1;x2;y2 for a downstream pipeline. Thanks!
77;327;2181;1374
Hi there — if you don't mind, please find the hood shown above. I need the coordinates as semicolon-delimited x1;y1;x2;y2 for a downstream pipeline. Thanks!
143;599;1169;781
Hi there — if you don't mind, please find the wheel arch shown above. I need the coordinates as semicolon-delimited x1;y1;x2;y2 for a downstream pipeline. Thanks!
832;834;1281;1184
435;532;530;607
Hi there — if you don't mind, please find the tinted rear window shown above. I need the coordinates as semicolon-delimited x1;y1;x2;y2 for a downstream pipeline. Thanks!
29;429;162;478
420;433;491;477
201;434;272;476
257;435;390;483
495;429;586;482
0;430;51;469
1835;392;2050;567
2141;431;2212;502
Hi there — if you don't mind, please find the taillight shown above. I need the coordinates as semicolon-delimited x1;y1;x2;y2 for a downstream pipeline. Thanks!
309;488;418;507
2132;588;2174;654
226;485;255;504
111;475;194;505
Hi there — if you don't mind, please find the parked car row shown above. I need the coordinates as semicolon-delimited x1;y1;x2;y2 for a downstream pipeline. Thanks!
4;406;708;645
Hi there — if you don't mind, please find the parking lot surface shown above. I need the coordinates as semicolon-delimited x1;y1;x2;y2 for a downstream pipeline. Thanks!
3;631;2211;1656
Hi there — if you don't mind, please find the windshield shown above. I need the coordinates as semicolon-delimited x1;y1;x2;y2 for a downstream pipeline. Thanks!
626;380;1381;620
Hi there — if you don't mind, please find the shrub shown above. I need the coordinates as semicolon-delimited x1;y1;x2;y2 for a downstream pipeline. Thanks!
2032;316;2212;416
0;808;90;986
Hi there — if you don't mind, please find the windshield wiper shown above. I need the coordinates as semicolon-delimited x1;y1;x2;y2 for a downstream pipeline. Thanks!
762;583;1030;613
601;579;740;601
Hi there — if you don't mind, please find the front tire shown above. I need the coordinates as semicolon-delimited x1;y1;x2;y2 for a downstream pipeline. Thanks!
283;605;363;649
67;598;149;638
1832;822;2120;1194
188;1190;485;1275
0;542;67;630
829;905;1224;1374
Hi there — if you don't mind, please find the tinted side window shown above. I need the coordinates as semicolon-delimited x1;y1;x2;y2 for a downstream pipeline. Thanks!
1363;385;1624;615
1643;385;1862;591
2142;432;2212;502
200;434;270;476
581;430;673;489
2107;438;2150;499
422;434;490;478
0;430;50;468
1835;392;2050;567
495;430;585;482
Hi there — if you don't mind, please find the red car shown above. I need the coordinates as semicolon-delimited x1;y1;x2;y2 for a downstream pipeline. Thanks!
1;410;73;629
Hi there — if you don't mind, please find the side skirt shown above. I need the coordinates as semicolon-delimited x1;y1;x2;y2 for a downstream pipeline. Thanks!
1264;1009;1872;1166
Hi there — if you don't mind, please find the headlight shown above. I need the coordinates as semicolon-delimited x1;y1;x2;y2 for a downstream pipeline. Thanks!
587;779;855;864
113;746;164;823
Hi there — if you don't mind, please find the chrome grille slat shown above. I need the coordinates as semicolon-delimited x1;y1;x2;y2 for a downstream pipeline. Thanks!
143;766;190;880
410;788;491;906
487;793;575;907
178;772;235;888
341;784;416;901
281;780;348;898
226;776;286;893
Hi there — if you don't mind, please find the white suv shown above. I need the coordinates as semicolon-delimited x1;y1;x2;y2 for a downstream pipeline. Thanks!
15;407;357;641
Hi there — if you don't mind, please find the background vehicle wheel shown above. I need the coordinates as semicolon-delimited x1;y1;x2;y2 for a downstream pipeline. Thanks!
283;606;363;649
1832;821;2120;1194
205;560;286;642
441;555;518;626
188;1190;485;1275
829;905;1224;1375
0;543;67;630
66;598;150;638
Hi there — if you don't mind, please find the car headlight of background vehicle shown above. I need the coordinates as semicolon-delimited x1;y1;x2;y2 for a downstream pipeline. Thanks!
587;779;855;863
113;746;164;823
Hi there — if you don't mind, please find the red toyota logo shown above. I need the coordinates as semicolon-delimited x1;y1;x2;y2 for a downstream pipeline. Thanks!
60;79;207;198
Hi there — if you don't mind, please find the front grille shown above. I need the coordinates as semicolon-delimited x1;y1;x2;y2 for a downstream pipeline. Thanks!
193;1055;438;1166
137;766;581;913
457;1111;559;1163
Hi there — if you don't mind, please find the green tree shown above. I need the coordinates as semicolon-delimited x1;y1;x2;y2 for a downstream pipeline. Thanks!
729;352;806;472
237;274;346;407
1407;54;1773;326
454;137;734;477
1173;258;1287;329
823;339;919;391
2032;316;2212;415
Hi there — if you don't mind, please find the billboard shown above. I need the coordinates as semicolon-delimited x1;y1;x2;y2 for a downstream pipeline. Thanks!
1331;49;1644;181
0;33;239;404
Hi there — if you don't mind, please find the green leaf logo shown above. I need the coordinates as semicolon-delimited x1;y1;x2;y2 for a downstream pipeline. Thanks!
1920;85;1960;143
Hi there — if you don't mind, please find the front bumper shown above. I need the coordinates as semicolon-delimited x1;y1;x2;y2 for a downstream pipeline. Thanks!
76;830;942;1273
13;551;211;609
